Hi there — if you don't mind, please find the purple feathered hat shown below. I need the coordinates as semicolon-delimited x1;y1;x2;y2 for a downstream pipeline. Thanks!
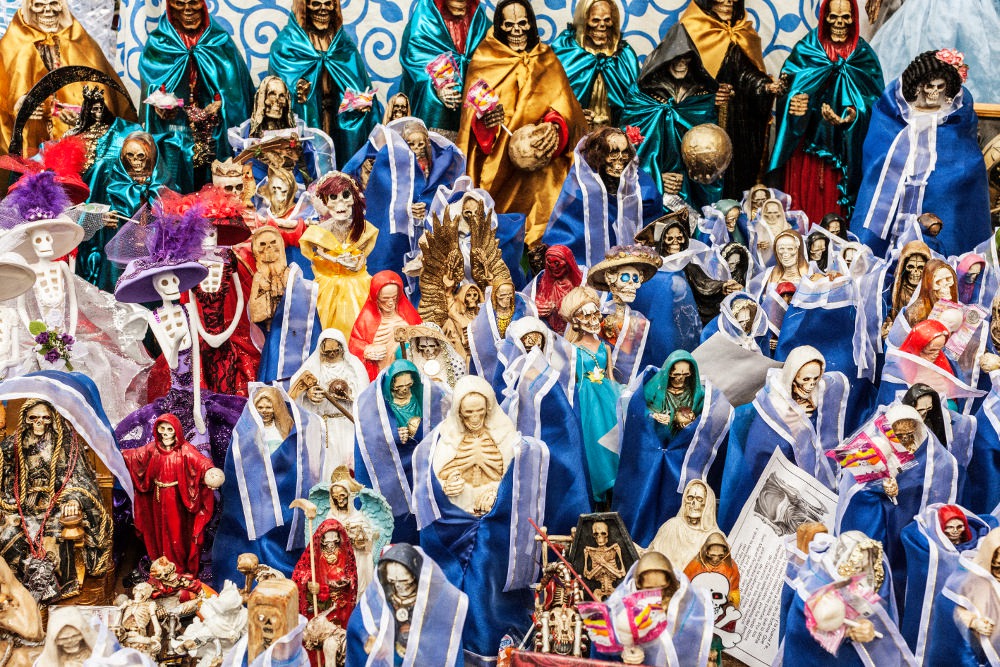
113;197;211;304
0;171;84;259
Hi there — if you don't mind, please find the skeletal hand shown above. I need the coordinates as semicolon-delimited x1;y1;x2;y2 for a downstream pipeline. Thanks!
882;476;898;498
758;240;770;251
57;108;80;126
481;105;505;129
442;472;465;497
308;386;326;404
765;76;785;96
972;618;995;637
583;108;595;129
981;352;1000;373
789;93;809;116
437;82;462;110
661;172;684;195
398;426;411;443
61;500;81;519
473;487;497;515
650;411;672;425
715;83;733;107
723;280;742;295
821;103;857;126
531;123;560;159
364;344;386;361
846;619;876;643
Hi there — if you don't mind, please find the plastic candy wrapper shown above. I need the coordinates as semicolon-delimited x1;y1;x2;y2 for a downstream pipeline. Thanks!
143;85;184;110
805;577;883;655
339;88;377;114
928;298;988;358
426;52;460;90
828;413;916;500
578;602;622;653
579;590;668;655
466;79;500;117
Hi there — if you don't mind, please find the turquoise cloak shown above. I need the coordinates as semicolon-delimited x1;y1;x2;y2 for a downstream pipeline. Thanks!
269;16;382;168
550;28;639;127
399;0;489;132
767;28;884;213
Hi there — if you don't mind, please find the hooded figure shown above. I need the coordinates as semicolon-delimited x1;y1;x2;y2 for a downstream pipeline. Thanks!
291;518;359;625
122;413;218;576
457;0;587;246
837;404;960;612
613;352;733;546
719;346;849;530
346;544;468;666
678;0;774;199
550;0;639;127
900;503;997;663
768;0;884;222
648;479;720;570
902;382;975;468
349;271;423;380
620;23;721;206
412;375;589;663
268;0;382;167
138;0;254;184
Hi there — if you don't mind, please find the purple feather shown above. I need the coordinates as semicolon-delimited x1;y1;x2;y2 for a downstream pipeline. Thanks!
145;200;211;263
2;172;71;223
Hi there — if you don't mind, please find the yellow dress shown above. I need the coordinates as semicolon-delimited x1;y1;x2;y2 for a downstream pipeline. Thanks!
299;222;378;339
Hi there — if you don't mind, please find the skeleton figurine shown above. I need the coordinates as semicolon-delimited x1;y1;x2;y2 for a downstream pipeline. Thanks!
303;614;347;666
586;244;661;353
249;227;291;326
259;166;299;221
212;158;248;202
401;121;432;189
534;562;589;656
174;581;249;667
584;521;627;600
884;241;930;336
121;132;156;184
247;578;300;663
116;583;163;657
384;92;411;123
66;85;114;170
396;324;466;388
250;75;296;137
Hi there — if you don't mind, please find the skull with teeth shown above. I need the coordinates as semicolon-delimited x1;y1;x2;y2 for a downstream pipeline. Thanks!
121;133;156;183
582;127;634;192
693;571;730;619
901;51;963;112
710;0;735;23
606;264;642;304
498;1;532;52
918;78;948;109
825;0;853;43
27;0;65;33
582;0;615;52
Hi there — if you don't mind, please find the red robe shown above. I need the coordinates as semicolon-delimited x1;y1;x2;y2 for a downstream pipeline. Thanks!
123;414;216;575
292;519;358;633
348;270;422;380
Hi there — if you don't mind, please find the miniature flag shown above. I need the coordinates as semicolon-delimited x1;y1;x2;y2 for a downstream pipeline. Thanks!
339;88;377;114
426;52;460;90
465;79;500;118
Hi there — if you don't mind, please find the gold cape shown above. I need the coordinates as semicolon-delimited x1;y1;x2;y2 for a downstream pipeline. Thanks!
458;33;586;246
678;2;766;78
0;10;137;155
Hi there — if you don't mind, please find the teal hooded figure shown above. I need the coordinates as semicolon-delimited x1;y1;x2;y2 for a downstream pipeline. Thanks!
269;0;383;168
550;0;639;127
619;23;722;207
399;0;490;133
138;0;254;187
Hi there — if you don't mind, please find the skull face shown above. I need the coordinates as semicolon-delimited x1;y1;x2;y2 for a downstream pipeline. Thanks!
459;392;488;432
726;252;741;275
584;1;614;50
668;361;692;392
932;266;955;300
762;201;785;228
444;0;467;18
54;626;86;657
943;517;966;545
323;189;354;227
749;186;769;216
254;395;275;425
403;127;429;162
775;237;800;270
253;231;284;265
267;176;294;211
29;0;63;33
545;253;570;278
382;561;418;607
122;139;151;181
826;0;853;43
592;521;609;546
390;373;414;404
918;78;948;109
306;0;336;33
724;207;740;232
792;361;822;400
263;80;290;120
464;287;483;310
733;301;755;334
388;95;410;121
891;418;919;453
416;337;441;358
705;544;727;567
330;485;349;511
607;264;642;303
321;530;342;560
808;237;827;262
520;331;545;352
573;302;602;336
693;571;730;618
30;229;54;259
920;333;947;363
668;55;692;81
494;283;515;311
154;271;181;301
215;176;244;198
711;0;734;23
904;255;928;287
662;226;685;256
157;421;177;448
684;483;707;521
25;403;53;437
253;604;284;648
500;3;530;52
168;0;204;33
604;132;629;180
319;338;344;365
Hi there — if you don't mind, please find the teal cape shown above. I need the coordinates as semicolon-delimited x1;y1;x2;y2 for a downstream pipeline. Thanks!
138;15;254;170
269;17;382;168
399;0;489;132
550;29;639;127
767;30;884;213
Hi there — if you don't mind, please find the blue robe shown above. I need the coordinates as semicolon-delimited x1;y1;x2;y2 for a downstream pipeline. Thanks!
139;15;253;178
414;434;589;665
629;269;704;356
612;365;732;546
268;15;382;168
398;0;489;133
836;432;959;612
543;152;663;267
550;29;639;127
256;265;322;388
900;505;996;663
467;294;535;382
965;381;1000;514
342;129;466;282
850;80;991;257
